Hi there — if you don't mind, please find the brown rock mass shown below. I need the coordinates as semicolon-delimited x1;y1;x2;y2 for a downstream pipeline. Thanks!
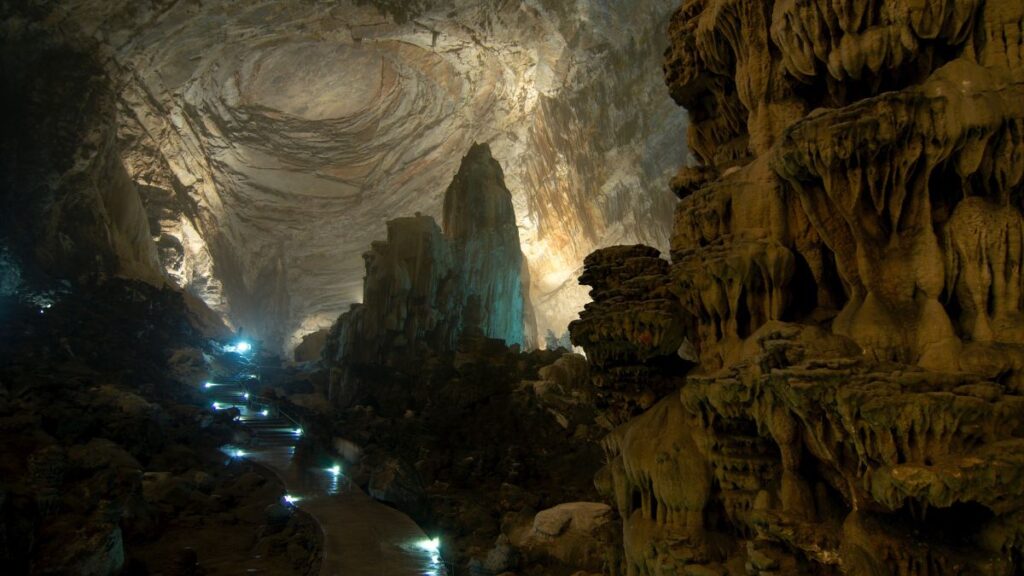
572;0;1024;574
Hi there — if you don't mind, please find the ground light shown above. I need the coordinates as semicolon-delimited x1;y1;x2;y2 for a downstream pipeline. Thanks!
224;340;253;354
416;538;441;553
416;536;443;574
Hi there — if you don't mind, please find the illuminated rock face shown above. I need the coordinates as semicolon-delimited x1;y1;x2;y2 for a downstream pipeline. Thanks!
325;143;529;404
568;245;690;425
573;0;1024;573
0;32;161;286
25;0;687;351
444;143;534;349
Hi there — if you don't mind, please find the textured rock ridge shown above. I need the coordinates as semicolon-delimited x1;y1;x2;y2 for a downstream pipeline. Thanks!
573;0;1024;574
325;144;530;405
569;245;690;425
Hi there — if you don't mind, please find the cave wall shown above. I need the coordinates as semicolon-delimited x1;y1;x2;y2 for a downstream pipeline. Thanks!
0;16;161;287
17;0;689;353
572;0;1024;574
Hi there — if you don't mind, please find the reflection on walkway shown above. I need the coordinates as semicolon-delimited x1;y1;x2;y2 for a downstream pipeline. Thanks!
206;358;446;576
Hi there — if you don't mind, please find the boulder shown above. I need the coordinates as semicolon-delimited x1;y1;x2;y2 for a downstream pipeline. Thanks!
368;458;425;514
510;502;614;572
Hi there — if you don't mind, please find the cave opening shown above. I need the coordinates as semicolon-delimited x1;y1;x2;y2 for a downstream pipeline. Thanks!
782;249;819;322
892;501;996;549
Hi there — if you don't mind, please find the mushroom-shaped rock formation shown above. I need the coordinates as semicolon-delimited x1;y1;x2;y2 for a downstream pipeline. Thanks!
569;245;691;424
572;0;1024;573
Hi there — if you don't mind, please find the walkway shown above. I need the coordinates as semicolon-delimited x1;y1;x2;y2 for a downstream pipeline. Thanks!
203;352;446;576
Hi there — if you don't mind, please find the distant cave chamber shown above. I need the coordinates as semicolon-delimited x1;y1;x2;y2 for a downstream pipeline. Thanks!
101;0;687;353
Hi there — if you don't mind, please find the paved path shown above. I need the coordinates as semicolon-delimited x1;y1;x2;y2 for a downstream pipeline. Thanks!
204;360;445;576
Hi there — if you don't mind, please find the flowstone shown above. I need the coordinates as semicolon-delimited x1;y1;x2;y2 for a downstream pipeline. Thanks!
572;1;1024;574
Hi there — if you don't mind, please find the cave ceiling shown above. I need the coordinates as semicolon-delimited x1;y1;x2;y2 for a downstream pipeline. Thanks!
47;0;687;350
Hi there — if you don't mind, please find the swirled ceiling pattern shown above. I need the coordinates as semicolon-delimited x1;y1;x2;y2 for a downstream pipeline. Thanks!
53;0;687;351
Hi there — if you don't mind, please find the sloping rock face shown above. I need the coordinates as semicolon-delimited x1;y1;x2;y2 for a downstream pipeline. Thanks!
572;1;1024;574
0;21;161;286
9;0;688;351
324;144;531;407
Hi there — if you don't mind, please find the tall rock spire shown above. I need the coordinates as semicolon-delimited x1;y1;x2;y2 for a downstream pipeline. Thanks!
324;142;534;406
444;143;532;348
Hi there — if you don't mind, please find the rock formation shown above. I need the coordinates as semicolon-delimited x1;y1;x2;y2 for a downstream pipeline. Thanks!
444;143;533;350
324;143;532;407
572;1;1024;574
569;245;691;425
0;279;318;575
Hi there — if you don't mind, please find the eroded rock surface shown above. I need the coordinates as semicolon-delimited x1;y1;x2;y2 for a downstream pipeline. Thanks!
572;0;1024;574
0;24;161;286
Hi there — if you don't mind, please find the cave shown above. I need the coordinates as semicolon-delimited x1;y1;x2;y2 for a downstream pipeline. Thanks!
3;1;1024;575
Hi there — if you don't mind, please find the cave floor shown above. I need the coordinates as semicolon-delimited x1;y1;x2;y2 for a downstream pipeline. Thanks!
207;363;444;576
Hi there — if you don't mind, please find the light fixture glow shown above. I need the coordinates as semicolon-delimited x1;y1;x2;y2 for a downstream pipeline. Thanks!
233;449;246;458
243;392;250;399
212;402;223;410
261;409;269;417
283;494;299;505
416;538;441;553
328;464;341;476
293;428;303;436
235;341;252;353
205;382;214;389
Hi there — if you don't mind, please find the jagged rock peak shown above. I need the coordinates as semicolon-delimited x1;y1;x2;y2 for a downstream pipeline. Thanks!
443;142;516;241
443;141;532;348
324;143;533;405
